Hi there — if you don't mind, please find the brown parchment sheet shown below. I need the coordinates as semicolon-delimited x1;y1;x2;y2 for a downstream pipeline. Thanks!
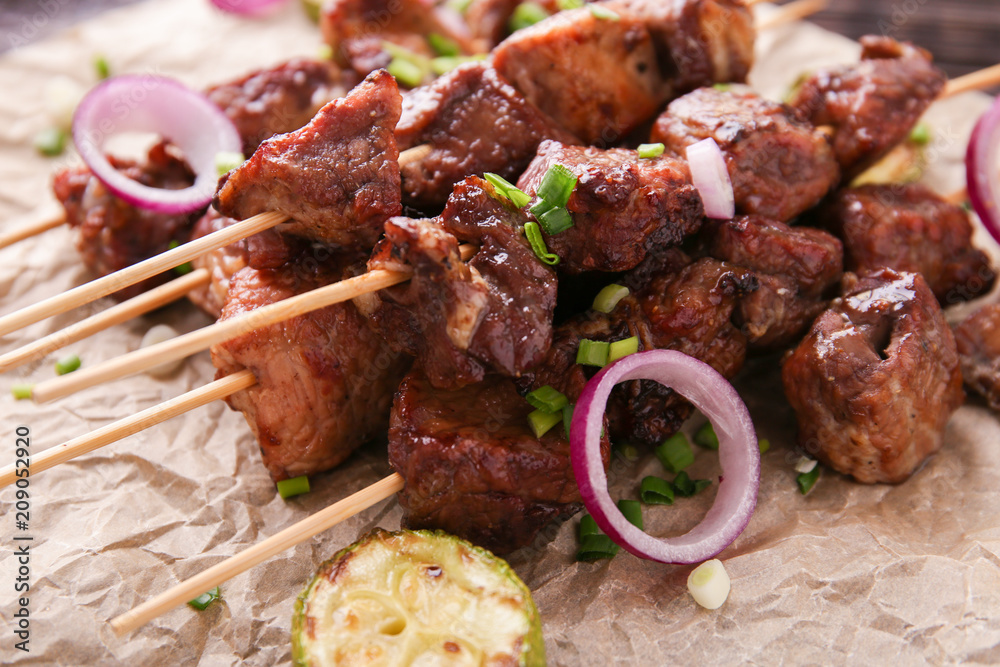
0;2;999;665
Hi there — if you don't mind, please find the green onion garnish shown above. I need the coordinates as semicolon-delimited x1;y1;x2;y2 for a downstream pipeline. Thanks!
694;422;719;450
797;466;820;495
94;54;111;80
562;403;574;439
713;83;732;92
556;0;585;8
577;533;620;561
579;513;600;538
215;151;244;177
758;438;771;454
637;143;665;159
592;284;629;313
640;476;675;505
576;339;610;367
535;205;574;235
655;433;693;473
618;499;643;529
276;475;311;499
483;172;531;208
510;2;551;31
316;43;333;61
428;33;461;57
34;127;66;157
535;164;577;208
615;443;639;462
909;122;931;146
672;471;711;497
187;586;221;611
524;221;560;265
167;240;194;275
448;0;474;13
387;57;426;88
528;408;562;438
11;384;33;400
589;4;620;20
431;54;488;75
608;336;639;363
55;354;81;376
526;385;569;413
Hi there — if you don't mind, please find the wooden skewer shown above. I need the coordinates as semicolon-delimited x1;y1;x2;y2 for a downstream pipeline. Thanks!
755;0;827;31
0;268;210;374
110;471;405;635
945;63;1000;98
0;204;65;251
0;370;255;489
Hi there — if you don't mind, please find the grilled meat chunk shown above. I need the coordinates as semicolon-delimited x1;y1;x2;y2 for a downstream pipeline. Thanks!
206;58;348;156
954;305;1000;412
817;184;996;304
389;368;610;554
463;0;563;49
652;86;840;221
782;269;964;484
517;141;703;274
52;142;201;301
789;36;947;177
187;210;248;319
212;258;410;482
396;61;580;212
364;177;558;389
214;70;402;253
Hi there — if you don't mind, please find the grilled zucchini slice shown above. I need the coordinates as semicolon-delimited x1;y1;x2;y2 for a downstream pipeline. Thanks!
292;529;546;666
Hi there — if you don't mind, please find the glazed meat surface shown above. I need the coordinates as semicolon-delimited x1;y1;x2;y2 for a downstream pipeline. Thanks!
389;369;610;554
206;58;348;156
790;36;946;177
364;177;558;389
652;86;840;221
954;304;1000;412
782;269;964;484
396;61;580;212
817;184;996;304
52;142;201;301
214;70;402;252
517;141;703;274
212;259;410;482
187;210;248;319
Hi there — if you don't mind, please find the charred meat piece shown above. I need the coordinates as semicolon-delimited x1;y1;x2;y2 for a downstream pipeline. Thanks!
954;305;1000;412
215;70;402;253
52;142;201;301
389;368;610;554
187;210;248;319
212;258;410;482
782;269;964;484
206;58;348;156
396;61;580;212
364;177;558;389
701;216;843;349
817;184;996;304
652;86;840;222
789;36;946;177
517;141;703;274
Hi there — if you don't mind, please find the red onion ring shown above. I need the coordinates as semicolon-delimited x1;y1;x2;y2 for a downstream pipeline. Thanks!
570;350;760;564
967;96;1000;246
686;137;735;220
72;75;242;215
209;0;289;15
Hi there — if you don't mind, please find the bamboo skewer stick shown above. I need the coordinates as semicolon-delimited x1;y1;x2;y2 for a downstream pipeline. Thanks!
945;63;1000;98
755;0;827;30
110;472;405;635
0;205;65;251
0;268;210;374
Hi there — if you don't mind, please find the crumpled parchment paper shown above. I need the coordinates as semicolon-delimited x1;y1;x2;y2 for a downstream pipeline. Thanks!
0;2;998;665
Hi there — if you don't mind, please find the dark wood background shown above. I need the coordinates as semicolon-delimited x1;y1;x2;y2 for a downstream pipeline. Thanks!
1;0;998;83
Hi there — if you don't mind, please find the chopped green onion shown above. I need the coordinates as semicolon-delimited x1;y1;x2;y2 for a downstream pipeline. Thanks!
277;475;311;499
11;384;33;400
656;433;694;473
615;443;639;462
618;499;643;529
592;284;629;313
576;339;610;367
94;54;111;80
55;354;81;376
758;438;771;454
694;422;719;450
526;385;569;413
672;471;711;497
797;466;820;495
577;533;619;561
510;2;551;31
637;143;665;159
556;0;585;8
431;54;488;75
640;476;675;505
524;221;560;265
535;164;578;208
33;127;66;157
713;83;732;92
484;173;531;208
794;455;817;474
909;122;931;146
528;408;562;438
428;33;461;57
687;559;730;610
215;151;244;177
579;514;600;538
562;403;574;439
187;586;221;611
317;43;333;61
589;4;620;20
167;240;194;275
535;206;574;235
448;0;474;14
608;336;639;363
387;57;426;88
301;0;323;22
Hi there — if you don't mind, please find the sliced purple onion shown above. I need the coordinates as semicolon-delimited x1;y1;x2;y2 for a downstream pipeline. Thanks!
967;96;1000;246
570;350;760;564
72;75;242;215
686;137;735;220
209;0;289;15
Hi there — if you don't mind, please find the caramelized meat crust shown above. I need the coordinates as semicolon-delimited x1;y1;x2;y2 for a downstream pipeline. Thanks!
954;304;1000;412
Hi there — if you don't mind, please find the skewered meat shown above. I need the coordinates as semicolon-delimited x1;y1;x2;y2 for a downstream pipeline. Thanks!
52;142;201;301
363;176;558;389
462;0;562;49
395;61;580;212
782;269;964;484
789;36;947;177
651;86;840;222
517;140;703;274
187;210;248;319
214;70;402;254
954;304;1000;412
389;368;611;554
700;216;843;349
816;184;996;304
212;256;410;482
